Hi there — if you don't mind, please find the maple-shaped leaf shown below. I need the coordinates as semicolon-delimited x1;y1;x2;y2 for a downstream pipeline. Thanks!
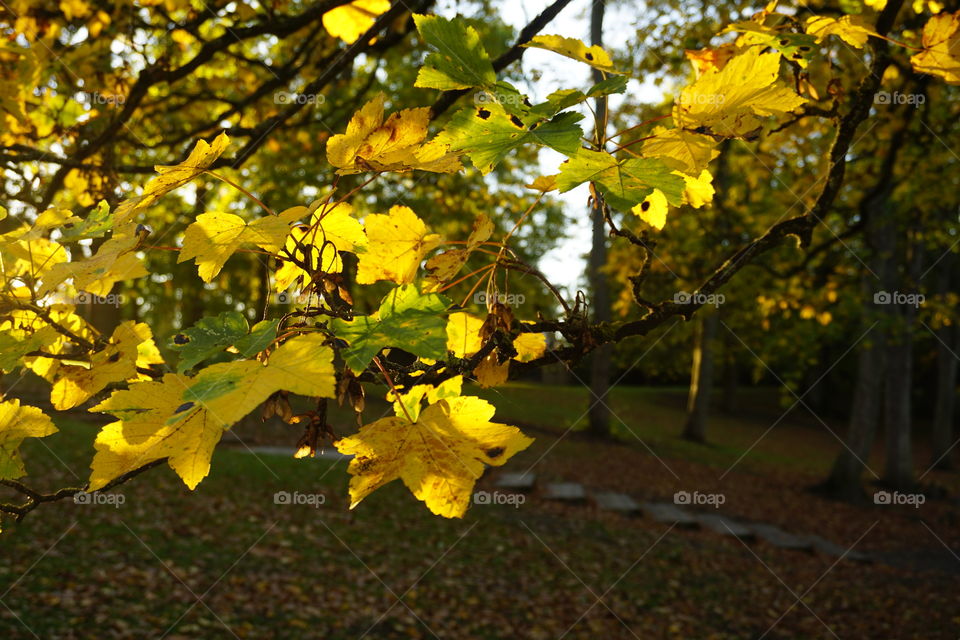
557;149;685;212
445;311;546;387
4;306;97;383
335;380;533;518
523;35;623;74
0;223;67;283
50;321;161;410
179;211;292;282
332;284;450;373
911;11;960;85
424;214;494;291
41;223;147;296
58;200;113;242
413;14;497;90
641;126;719;175
355;205;441;285
0;399;58;480
722;23;819;67
114;133;230;224
275;202;365;291
170;311;279;372
322;0;390;44
326;94;460;174
805;15;878;49
678;170;715;209
436;102;584;174
89;333;335;490
674;46;806;137
0;325;58;373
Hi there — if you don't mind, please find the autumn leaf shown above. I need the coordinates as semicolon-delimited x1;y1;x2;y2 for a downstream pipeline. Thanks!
911;11;960;85
179;211;292;282
41;223;147;296
355;205;441;285
274;201;365;291
332;284;450;373
424;214;494;291
322;0;390;44
674;46;807;137
805;15;878;49
641;126;719;175
557;149;685;212
50;321;161;410
89;334;335;490
523;35;622;74
113;133;230;224
335;379;533;518
436;101;584;175
0;399;57;480
326;93;460;174
413;14;497;90
445;311;546;387
170;311;279;372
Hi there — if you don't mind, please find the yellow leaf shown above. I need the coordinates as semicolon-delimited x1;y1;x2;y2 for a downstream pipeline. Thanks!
632;189;669;230
335;389;533;518
446;311;484;358
445;312;545;386
524;35;621;74
525;175;559;192
424;214;494;290
806;15;878;49
179;212;292;282
911;11;960;85
473;353;509;388
684;44;737;76
677;169;715;208
42;223;147;296
89;334;335;490
114;133;230;224
675;46;807;137
326;94;460;174
274;202;365;291
641;126;719;174
0;399;57;480
322;0;390;44
59;0;90;20
356;205;441;285
50;321;160;410
513;329;546;362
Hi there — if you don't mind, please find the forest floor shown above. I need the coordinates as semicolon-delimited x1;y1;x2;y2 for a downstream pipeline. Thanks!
1;383;958;639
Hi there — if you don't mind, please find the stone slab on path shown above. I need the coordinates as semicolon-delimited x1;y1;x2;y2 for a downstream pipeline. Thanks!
696;514;755;539
640;502;699;527
749;523;815;551
543;482;587;502
494;472;537;491
593;492;641;514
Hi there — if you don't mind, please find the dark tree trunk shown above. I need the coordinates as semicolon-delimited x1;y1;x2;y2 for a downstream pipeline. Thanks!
683;311;718;443
586;0;611;436
931;260;958;470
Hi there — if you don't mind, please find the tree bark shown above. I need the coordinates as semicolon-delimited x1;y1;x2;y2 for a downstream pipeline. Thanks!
931;259;958;470
683;311;718;443
586;0;612;436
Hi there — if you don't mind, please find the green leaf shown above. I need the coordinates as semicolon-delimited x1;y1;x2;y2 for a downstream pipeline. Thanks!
527;77;627;120
332;284;451;373
234;319;280;358
413;14;497;90
0;327;56;372
587;75;629;98
557;149;686;210
59;200;113;242
170;311;250;372
436;103;583;174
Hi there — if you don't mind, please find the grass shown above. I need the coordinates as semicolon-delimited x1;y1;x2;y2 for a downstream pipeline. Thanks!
1;385;958;639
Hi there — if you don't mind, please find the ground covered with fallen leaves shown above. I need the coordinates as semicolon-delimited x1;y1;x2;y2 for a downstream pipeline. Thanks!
1;384;958;639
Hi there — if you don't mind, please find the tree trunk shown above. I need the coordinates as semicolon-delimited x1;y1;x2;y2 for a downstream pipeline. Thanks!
683;311;718;443
931;261;958;470
586;0;611;436
720;311;738;414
